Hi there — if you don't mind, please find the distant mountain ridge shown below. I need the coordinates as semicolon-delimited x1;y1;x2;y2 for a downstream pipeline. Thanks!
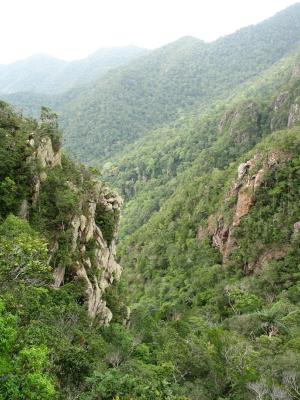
2;3;300;164
0;46;149;94
57;2;300;162
1;4;300;399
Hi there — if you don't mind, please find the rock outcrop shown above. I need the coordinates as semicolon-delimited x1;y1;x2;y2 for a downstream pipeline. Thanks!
27;133;62;206
61;183;122;324
203;156;263;262
246;246;290;274
273;92;289;111
219;102;260;147
207;216;235;263
288;103;300;128
26;132;123;325
294;221;300;234
198;151;290;266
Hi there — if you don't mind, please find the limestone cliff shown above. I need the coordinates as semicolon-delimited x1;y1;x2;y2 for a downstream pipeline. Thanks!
24;129;123;325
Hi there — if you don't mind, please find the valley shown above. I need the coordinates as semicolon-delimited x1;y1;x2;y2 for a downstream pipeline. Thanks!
0;3;300;399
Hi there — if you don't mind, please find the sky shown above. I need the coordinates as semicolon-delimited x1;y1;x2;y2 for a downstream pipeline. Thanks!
1;0;298;64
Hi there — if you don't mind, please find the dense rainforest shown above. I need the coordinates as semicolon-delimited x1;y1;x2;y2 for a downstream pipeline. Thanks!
1;3;300;400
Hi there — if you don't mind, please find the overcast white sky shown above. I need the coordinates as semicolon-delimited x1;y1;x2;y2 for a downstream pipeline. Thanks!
1;0;298;64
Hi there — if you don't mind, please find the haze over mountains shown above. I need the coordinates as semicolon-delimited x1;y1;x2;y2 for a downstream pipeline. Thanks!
0;46;148;94
1;3;300;399
2;3;300;163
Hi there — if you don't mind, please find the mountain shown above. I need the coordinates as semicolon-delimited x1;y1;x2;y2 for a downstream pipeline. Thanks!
113;48;300;398
56;3;300;162
0;46;148;94
1;4;300;399
118;126;300;400
103;42;300;235
3;5;300;163
0;54;66;93
2;49;300;397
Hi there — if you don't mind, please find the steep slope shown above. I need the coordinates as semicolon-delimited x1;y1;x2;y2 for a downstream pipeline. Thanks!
0;54;66;94
0;102;134;399
3;5;300;164
117;98;300;400
2;5;300;399
2;78;299;400
0;102;124;323
71;39;300;398
58;3;300;162
1;96;299;399
52;46;149;92
104;44;300;238
0;91;56;118
0;46;148;94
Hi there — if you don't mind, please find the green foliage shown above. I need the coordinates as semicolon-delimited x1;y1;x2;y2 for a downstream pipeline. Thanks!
6;5;300;164
0;103;35;217
1;346;56;400
0;177;17;213
39;106;61;150
95;203;119;245
58;4;300;162
0;215;51;287
2;7;300;399
0;300;17;356
0;47;148;95
115;117;300;398
0;299;55;400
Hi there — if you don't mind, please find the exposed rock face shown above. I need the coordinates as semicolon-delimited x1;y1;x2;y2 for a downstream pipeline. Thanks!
294;221;300;234
199;151;290;266
270;92;290;131
246;246;290;274
36;136;62;168
288;103;300;128
206;157;263;261
53;265;65;288
27;133;123;325
274;92;289;111
234;189;254;226
237;160;252;179
207;216;235;263
233;164;264;227
28;135;62;206
59;184;123;324
19;199;29;219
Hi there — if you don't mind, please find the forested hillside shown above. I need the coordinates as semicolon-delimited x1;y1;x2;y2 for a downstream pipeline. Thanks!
100;16;300;396
1;3;300;400
110;49;300;398
0;102;130;399
0;46;148;94
117;125;300;400
102;43;300;235
58;3;300;162
3;4;300;163
1;78;300;398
